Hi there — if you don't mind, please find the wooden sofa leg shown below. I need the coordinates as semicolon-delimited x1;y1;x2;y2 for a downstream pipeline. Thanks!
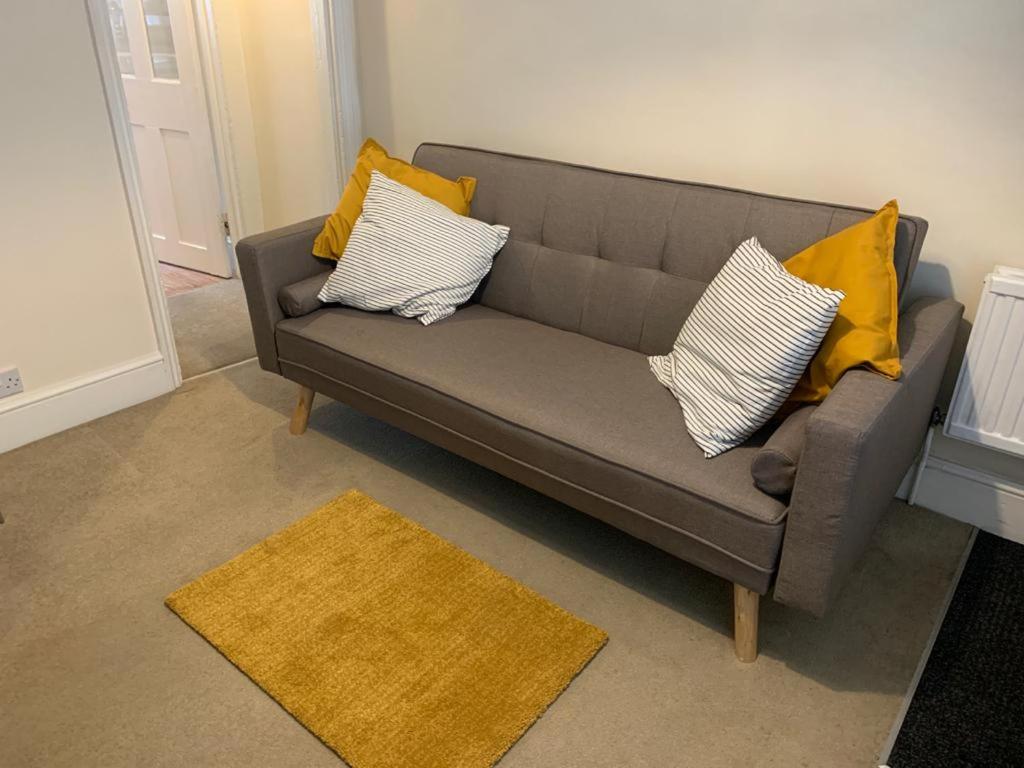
733;583;760;663
289;385;315;435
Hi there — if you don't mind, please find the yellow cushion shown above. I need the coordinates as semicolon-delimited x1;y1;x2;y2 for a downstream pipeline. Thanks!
783;200;901;404
312;139;477;260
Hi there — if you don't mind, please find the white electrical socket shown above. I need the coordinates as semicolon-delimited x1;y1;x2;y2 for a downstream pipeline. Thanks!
0;367;23;399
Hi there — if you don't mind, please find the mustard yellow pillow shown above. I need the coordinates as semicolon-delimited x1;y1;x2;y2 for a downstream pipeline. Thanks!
312;139;477;260
783;200;901;404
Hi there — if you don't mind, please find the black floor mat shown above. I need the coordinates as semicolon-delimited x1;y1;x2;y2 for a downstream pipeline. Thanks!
888;531;1024;767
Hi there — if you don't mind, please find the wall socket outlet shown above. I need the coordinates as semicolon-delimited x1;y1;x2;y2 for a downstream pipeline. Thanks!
0;367;23;399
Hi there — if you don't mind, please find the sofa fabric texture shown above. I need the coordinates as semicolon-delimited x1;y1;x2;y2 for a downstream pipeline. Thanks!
774;296;963;614
238;144;961;616
276;304;787;578
751;406;816;496
278;273;328;318
238;216;332;374
411;144;928;359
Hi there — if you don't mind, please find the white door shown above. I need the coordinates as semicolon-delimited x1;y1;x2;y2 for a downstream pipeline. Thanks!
106;0;233;277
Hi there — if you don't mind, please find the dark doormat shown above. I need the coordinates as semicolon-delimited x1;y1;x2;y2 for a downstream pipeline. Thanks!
887;530;1024;767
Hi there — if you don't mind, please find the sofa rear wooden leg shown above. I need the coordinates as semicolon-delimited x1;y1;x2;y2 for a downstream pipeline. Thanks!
733;583;760;663
289;385;315;435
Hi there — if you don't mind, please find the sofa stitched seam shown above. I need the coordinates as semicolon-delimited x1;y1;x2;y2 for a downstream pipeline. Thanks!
279;356;778;576
538;184;553;247
740;196;754;240
525;242;542;319
415;143;924;308
657;188;682;272
276;324;787;526
576;257;598;333
521;165;553;319
636;274;661;352
509;241;713;286
516;241;710;286
415;141;927;305
577;184;616;334
503;242;707;353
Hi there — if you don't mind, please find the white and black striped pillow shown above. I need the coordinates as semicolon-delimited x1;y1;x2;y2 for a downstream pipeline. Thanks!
317;170;509;325
650;237;844;458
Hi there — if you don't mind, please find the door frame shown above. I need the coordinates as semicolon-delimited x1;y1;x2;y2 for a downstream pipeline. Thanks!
86;0;272;390
86;0;182;387
309;0;363;187
192;0;252;255
86;0;361;390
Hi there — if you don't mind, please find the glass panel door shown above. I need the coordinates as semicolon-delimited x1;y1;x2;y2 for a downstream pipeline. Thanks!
142;0;179;79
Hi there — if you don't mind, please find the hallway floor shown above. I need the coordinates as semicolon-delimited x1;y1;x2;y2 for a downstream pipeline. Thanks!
166;278;256;379
158;263;224;298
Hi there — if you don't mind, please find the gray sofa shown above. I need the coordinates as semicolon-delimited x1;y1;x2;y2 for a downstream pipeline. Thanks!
238;144;963;661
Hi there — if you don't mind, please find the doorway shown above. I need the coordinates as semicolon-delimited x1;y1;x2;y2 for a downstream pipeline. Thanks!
103;0;248;379
106;0;234;282
89;0;356;381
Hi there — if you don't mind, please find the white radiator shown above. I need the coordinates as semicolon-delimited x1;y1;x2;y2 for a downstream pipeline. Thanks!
945;266;1024;457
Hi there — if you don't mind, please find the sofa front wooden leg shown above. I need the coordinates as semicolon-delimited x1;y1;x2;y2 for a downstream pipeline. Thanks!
289;385;315;435
733;583;760;663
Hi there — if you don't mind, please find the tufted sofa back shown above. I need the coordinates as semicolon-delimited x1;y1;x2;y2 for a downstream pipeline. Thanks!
412;144;927;356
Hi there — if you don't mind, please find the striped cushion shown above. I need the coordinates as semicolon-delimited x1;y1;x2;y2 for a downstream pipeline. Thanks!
318;170;510;325
650;237;844;458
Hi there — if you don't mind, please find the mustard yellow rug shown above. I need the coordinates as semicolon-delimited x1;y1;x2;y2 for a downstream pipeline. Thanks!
166;490;607;768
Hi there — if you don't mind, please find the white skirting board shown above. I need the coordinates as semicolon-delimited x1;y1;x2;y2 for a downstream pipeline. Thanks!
899;455;1024;545
0;353;175;454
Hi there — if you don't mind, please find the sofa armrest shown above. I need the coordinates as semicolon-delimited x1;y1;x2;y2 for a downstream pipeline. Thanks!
279;273;329;318
236;216;331;373
773;297;964;616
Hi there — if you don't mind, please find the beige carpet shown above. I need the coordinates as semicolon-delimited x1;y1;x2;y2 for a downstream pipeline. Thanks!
0;360;971;767
167;278;256;378
167;490;606;768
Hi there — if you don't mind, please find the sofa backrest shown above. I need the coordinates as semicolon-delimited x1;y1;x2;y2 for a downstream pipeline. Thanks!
412;143;928;356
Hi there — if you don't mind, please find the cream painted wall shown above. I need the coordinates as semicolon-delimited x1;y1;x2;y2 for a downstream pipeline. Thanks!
0;2;158;401
213;0;336;231
355;0;1024;481
205;0;265;238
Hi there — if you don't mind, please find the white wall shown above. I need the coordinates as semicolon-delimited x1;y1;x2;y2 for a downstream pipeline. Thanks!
354;0;1024;482
204;0;265;239
0;1;162;442
212;0;337;232
0;0;336;452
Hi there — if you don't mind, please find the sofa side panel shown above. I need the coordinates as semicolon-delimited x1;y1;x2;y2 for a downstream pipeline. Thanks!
236;216;331;373
774;298;963;615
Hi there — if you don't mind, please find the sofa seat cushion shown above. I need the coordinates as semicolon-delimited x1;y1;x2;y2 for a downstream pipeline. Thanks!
275;304;787;573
